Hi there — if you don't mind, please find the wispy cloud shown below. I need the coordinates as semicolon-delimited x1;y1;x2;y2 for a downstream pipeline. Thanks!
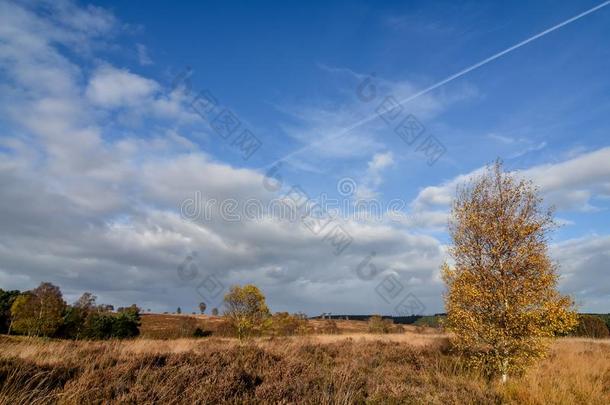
355;152;395;199
273;64;477;173
136;43;153;65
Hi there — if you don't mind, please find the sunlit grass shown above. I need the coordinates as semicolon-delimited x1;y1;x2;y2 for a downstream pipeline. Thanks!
1;321;608;404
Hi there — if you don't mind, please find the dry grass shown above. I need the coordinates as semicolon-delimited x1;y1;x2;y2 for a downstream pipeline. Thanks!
139;314;443;339
300;331;447;346
501;339;610;404
0;330;608;404
139;314;223;338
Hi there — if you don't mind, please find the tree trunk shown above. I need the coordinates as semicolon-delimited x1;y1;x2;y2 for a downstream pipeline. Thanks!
500;358;509;383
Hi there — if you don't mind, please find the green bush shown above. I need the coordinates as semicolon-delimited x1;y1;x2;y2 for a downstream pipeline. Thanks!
84;313;116;339
112;311;141;338
0;289;20;334
57;306;88;339
81;311;140;339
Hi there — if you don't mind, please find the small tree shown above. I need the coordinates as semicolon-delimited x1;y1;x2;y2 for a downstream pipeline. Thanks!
58;293;98;339
212;307;219;316
10;282;66;337
199;302;207;314
223;284;270;340
9;294;36;335
177;307;182;315
74;292;97;311
368;315;394;334
442;162;577;382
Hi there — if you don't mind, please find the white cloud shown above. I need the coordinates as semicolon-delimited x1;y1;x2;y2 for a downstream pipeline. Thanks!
356;151;395;199
551;235;610;311
0;0;607;315
411;147;610;216
410;168;486;215
369;151;394;171
0;0;447;315
524;147;610;210
86;65;159;108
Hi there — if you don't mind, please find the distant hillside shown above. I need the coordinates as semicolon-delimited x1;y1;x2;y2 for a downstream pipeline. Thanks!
308;314;447;325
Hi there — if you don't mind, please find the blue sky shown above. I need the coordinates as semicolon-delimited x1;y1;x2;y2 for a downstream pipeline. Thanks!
0;0;609;314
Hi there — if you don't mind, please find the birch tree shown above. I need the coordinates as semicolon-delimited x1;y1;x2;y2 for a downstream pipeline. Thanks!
442;161;577;382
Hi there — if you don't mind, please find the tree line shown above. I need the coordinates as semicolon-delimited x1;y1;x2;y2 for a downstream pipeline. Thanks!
0;283;140;339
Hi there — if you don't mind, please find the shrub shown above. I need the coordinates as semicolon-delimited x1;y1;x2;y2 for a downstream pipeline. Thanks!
84;313;116;339
223;284;271;339
368;315;402;334
83;307;140;340
56;294;140;340
57;306;88;339
321;319;340;334
112;311;141;338
0;289;19;334
193;327;212;337
270;312;310;336
368;315;390;333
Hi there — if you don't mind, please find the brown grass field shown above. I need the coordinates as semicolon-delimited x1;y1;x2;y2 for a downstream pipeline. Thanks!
1;314;608;404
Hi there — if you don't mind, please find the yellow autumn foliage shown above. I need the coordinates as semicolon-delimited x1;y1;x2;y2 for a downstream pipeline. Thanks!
442;161;577;381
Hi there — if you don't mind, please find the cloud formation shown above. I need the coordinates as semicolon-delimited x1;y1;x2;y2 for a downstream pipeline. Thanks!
0;0;447;315
0;0;607;315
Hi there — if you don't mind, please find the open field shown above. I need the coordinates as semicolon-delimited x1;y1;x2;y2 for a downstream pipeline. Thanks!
1;316;608;404
139;313;443;338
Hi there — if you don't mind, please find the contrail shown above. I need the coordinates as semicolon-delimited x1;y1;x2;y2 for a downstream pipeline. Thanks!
261;0;610;170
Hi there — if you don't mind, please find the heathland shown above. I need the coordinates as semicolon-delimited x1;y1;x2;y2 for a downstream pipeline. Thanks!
1;314;608;404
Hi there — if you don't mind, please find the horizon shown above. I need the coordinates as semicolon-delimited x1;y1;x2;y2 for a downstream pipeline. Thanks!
1;0;609;315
